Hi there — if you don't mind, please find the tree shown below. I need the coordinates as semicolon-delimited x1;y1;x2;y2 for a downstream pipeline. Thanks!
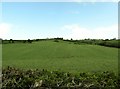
36;39;39;41
9;39;13;43
12;40;14;43
28;39;32;43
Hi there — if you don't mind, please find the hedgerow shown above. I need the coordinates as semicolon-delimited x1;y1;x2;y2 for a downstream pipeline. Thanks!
2;66;120;89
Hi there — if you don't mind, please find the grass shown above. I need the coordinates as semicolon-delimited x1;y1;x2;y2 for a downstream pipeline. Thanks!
2;40;118;73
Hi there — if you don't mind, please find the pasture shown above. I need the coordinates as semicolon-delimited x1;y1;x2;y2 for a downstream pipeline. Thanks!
2;40;118;73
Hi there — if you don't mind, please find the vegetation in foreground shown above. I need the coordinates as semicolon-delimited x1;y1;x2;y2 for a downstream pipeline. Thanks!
2;66;120;89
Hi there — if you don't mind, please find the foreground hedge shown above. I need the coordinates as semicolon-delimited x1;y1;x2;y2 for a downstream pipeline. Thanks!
2;66;120;89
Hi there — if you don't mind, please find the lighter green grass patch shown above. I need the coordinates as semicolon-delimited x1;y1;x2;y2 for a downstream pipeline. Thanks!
2;41;118;73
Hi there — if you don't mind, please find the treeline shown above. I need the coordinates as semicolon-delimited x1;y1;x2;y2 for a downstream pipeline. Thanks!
1;38;63;44
2;39;33;44
61;38;120;48
1;38;120;48
66;39;120;48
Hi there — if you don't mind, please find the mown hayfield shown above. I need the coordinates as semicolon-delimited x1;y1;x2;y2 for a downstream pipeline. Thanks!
2;40;118;73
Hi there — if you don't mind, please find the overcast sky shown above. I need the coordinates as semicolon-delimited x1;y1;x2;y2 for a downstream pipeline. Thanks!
0;1;118;40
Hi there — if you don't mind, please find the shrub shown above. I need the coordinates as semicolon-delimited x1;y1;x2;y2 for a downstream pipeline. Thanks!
2;67;119;89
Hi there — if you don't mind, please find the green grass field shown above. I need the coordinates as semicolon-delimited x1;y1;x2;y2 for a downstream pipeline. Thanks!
2;40;118;73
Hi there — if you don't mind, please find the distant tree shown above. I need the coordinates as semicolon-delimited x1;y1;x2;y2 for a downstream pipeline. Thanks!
36;39;39;41
9;39;14;43
54;38;63;40
28;39;32;43
105;39;109;41
9;39;12;43
111;38;116;40
28;39;30;43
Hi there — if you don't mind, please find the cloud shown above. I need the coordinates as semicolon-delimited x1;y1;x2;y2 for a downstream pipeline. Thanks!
0;23;13;38
62;24;118;39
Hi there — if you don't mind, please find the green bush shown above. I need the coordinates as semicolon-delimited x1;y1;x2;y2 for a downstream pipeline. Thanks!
2;66;119;89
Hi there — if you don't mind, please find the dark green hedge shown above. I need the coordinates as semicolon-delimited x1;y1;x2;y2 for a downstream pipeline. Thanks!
2;39;120;48
97;40;120;48
2;66;120;89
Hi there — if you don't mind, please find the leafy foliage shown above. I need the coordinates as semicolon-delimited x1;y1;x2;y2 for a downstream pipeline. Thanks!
2;67;119;89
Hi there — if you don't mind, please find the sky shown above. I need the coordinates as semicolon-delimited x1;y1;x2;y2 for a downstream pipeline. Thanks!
0;1;118;40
